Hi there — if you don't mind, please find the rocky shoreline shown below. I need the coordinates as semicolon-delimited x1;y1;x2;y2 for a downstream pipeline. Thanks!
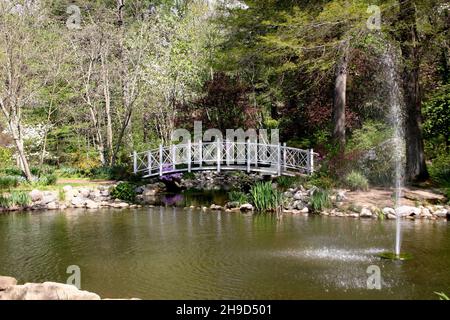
0;276;137;300
0;173;448;221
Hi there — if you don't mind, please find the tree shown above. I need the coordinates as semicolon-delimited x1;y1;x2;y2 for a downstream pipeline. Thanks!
0;3;43;180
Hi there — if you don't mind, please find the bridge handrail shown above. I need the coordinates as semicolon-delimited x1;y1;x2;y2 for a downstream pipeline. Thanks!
132;140;317;178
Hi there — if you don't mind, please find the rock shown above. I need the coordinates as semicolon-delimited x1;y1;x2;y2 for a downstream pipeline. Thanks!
29;190;43;202
41;193;57;205
293;191;306;201
360;207;372;218
85;200;100;209
240;203;254;212
210;204;222;210
113;203;129;209
420;208;433;218
348;213;360;218
0;276;17;290
143;189;158;197
0;282;100;300
79;188;91;198
434;209;448;218
383;207;396;216
46;202;59;210
226;201;240;209
71;198;85;207
386;213;397;220
336;190;347;202
293;200;305;210
62;185;73;192
300;207;309;214
283;191;293;198
396;206;421;217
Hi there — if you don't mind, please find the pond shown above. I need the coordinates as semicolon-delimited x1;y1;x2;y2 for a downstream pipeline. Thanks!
0;208;449;299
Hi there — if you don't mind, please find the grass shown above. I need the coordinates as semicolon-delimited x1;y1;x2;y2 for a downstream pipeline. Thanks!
434;292;449;300
228;191;249;205
249;181;283;212
344;170;369;191
0;175;21;190
310;188;332;212
276;176;302;191
0;191;31;208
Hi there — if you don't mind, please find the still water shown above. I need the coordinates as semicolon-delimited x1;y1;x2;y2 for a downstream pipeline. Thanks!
0;208;449;299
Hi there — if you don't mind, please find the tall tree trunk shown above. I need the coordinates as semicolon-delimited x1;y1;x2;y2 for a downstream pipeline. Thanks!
332;41;349;153
101;53;113;164
9;122;32;181
398;0;428;181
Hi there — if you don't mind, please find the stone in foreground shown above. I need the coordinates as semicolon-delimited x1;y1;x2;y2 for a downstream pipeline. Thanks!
0;282;101;300
0;276;17;291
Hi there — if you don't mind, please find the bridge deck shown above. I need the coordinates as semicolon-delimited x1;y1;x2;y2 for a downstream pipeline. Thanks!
133;141;317;178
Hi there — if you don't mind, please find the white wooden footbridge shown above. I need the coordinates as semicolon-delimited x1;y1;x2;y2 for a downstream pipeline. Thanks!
133;141;317;178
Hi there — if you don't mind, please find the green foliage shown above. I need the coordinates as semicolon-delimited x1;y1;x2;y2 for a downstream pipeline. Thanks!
249;181;283;212
310;188;332;212
0;195;11;208
423;85;450;156
429;153;450;187
0;191;31;208
0;147;13;166
58;188;66;202
110;182;137;202
228;191;249;205
276;176;301;191
56;167;83;178
0;176;21;190
307;172;334;190
344;171;369;191
38;174;58;186
9;191;31;207
89;166;130;181
0;167;22;176
434;292;449;300
182;172;196;180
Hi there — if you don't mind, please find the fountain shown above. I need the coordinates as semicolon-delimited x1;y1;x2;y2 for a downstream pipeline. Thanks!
378;44;412;261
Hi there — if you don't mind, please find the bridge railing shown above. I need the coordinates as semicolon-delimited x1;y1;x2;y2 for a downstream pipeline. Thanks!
133;141;317;178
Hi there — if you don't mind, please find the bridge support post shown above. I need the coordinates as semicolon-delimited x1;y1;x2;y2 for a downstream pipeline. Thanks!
225;140;230;166
148;151;152;176
159;144;163;177
308;149;314;175
277;143;281;176
247;139;250;173
172;145;176;172
133;151;137;174
283;143;286;172
199;140;203;169
187;140;192;173
217;139;221;173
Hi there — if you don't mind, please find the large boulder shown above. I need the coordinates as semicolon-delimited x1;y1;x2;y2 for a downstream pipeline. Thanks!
29;190;43;202
0;276;17;291
240;203;254;212
396;206;421;217
0;282;100;300
360;207;373;218
85;200;100;209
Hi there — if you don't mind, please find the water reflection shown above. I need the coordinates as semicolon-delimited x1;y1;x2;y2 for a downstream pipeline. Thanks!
0;209;449;299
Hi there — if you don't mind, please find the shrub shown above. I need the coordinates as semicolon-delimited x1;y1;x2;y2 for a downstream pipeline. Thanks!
0;195;11;208
277;176;301;190
57;167;82;178
0;176;21;190
0;147;13;166
310;188;332;212
228;191;249;205
0;191;31;208
249;181;283;212
89;165;130;180
344;171;369;191
429;153;450;187
182;172;196;180
38;174;57;186
307;172;334;190
9;191;31;207
110;182;136;202
0;167;22;176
